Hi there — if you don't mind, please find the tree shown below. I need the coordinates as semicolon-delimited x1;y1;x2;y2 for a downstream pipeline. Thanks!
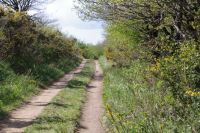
0;0;48;11
76;0;200;43
76;0;200;53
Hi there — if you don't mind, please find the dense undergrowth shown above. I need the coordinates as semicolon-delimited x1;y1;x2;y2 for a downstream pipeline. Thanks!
99;57;199;132
76;0;200;132
24;60;95;133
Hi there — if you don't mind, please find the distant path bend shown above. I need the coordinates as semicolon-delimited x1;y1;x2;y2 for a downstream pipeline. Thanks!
0;60;87;133
77;60;105;133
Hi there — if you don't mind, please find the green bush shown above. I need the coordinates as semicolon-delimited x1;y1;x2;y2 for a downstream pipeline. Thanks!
0;61;14;81
75;41;104;59
0;7;82;73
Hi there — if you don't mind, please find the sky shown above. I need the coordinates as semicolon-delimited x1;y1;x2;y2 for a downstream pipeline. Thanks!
43;0;105;45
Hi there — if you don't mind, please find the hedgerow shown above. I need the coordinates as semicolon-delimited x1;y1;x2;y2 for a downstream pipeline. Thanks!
76;0;200;132
0;6;84;119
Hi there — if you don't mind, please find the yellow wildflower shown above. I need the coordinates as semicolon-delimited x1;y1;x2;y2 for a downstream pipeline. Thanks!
115;113;120;117
107;111;112;117
165;58;169;61
186;90;192;94
29;80;36;83
156;62;161;68
106;105;111;109
191;92;195;96
161;72;164;76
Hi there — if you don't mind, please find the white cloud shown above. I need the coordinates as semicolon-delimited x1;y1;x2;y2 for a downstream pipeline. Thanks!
43;0;104;44
61;26;105;44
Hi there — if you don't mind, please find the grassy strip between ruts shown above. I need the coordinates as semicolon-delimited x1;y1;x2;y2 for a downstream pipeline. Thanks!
24;60;95;133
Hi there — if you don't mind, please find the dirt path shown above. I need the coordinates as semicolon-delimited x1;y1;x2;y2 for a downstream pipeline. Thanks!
0;60;86;133
77;61;105;133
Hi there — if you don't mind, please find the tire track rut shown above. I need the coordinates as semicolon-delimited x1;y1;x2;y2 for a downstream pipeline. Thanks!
0;60;86;133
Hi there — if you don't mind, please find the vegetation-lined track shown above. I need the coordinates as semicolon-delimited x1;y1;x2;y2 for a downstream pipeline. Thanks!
1;0;200;132
76;0;200;132
77;61;104;133
24;60;95;133
0;60;86;133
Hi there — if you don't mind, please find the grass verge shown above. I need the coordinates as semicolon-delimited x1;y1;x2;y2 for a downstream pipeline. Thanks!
99;56;199;133
24;60;95;133
0;58;81;120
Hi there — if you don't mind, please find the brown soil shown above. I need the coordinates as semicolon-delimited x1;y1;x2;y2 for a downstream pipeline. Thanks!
77;61;105;133
0;60;86;133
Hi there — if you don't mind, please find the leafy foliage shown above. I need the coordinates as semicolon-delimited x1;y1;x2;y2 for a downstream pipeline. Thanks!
0;6;81;73
75;41;105;59
0;0;48;11
100;57;200;133
76;0;200;132
0;6;85;120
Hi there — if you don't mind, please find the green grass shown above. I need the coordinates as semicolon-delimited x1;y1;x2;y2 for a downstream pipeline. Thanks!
99;56;199;133
24;60;95;133
0;61;38;120
0;74;38;120
0;59;81;120
32;59;81;87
